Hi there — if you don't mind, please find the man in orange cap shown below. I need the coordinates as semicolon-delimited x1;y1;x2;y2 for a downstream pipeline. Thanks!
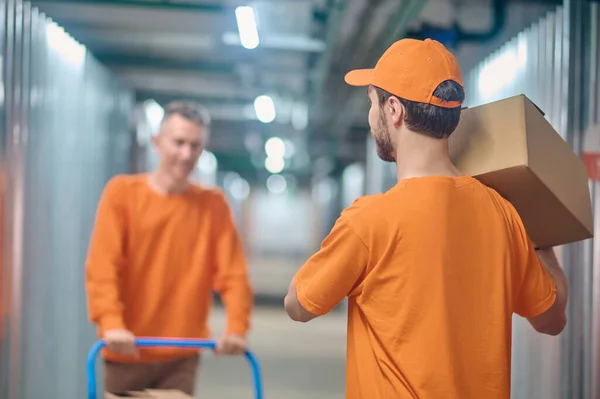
284;38;568;398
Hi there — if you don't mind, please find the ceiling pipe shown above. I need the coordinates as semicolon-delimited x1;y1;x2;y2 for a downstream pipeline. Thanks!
310;0;348;110
407;0;564;50
312;0;409;130
405;0;508;50
322;0;427;140
316;0;386;119
99;54;238;74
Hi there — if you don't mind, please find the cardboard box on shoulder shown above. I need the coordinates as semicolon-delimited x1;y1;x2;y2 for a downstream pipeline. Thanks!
448;94;594;249
105;390;193;399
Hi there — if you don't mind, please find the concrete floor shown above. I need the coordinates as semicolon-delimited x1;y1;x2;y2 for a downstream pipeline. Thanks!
197;307;347;399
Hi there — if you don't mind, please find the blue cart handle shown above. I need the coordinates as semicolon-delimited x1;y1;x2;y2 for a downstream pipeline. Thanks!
87;337;263;399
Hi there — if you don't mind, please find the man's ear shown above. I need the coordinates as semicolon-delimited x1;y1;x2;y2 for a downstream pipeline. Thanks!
387;96;405;127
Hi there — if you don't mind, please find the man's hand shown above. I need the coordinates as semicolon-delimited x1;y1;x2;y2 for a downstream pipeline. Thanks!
104;329;138;356
215;334;247;356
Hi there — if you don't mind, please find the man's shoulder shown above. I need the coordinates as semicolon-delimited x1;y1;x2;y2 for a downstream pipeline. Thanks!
188;184;229;207
340;193;385;222
476;181;522;221
103;173;145;195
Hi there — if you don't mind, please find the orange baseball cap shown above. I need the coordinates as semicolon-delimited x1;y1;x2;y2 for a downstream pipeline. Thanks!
344;38;464;108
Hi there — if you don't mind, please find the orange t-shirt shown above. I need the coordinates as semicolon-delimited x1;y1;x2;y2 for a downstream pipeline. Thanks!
85;174;253;363
294;175;556;399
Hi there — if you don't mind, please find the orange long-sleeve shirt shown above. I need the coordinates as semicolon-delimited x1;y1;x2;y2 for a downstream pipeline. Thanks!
85;174;253;363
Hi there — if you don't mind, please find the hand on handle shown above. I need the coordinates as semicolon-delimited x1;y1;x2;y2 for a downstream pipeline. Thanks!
104;329;138;357
216;334;247;356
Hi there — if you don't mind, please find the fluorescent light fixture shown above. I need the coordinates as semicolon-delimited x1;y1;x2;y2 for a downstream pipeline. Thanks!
265;156;285;174
265;137;285;158
266;174;287;195
235;6;259;49
254;95;276;123
221;31;326;52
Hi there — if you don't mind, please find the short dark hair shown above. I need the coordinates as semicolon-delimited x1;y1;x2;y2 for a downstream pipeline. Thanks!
376;80;465;139
162;101;211;127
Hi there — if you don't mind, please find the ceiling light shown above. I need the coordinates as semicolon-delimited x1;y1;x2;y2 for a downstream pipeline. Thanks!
264;156;285;174
235;6;259;50
265;137;285;158
254;95;276;123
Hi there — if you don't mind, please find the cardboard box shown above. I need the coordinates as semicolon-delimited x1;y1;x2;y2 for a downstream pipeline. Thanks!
105;390;193;399
449;94;593;248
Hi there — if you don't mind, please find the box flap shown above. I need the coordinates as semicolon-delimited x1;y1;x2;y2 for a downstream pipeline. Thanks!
470;93;545;116
521;95;546;117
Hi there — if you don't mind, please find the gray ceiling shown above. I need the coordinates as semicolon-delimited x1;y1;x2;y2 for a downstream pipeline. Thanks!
30;0;559;184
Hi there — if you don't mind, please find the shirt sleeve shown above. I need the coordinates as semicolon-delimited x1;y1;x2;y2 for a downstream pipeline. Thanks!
85;177;128;332
211;192;254;336
511;211;557;318
293;217;370;316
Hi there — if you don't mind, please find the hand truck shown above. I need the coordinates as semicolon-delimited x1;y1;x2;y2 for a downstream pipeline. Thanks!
87;337;264;399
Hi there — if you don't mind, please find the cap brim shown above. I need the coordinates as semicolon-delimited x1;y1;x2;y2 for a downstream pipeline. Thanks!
344;69;374;86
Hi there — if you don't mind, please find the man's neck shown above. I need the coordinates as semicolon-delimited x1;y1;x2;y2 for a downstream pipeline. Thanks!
148;170;189;195
394;132;463;181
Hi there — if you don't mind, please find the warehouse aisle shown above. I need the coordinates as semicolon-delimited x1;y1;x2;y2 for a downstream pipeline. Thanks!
198;307;347;398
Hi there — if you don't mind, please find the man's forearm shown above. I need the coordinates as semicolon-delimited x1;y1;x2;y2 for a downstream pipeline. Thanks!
85;263;126;332
220;281;253;335
99;313;126;331
284;280;318;323
536;248;569;311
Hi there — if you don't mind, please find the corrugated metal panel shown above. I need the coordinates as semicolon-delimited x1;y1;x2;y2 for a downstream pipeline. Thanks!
0;0;134;397
463;2;600;398
590;3;600;398
463;10;567;398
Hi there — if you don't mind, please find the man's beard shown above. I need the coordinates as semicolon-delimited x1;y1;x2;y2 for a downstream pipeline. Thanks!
372;115;395;163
